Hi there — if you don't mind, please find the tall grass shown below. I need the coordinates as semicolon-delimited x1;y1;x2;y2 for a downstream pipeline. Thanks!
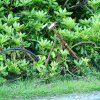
0;76;100;100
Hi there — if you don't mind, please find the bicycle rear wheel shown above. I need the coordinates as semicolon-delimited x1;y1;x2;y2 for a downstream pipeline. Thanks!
65;41;99;77
0;48;39;81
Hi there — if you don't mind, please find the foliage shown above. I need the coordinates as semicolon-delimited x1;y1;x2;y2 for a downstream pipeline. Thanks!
0;0;100;82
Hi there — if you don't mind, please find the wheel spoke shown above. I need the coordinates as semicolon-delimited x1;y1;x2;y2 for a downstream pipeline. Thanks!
0;48;39;81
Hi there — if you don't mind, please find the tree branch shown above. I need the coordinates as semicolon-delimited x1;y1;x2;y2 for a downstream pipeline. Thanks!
62;0;69;9
69;0;85;11
84;3;94;14
62;0;93;14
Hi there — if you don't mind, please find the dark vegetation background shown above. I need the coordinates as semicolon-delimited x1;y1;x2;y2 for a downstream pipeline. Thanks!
0;0;100;83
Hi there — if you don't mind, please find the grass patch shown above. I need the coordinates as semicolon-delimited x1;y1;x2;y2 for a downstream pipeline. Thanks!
0;76;100;100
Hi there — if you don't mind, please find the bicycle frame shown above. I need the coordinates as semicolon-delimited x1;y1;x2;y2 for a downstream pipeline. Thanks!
21;22;97;67
44;22;80;66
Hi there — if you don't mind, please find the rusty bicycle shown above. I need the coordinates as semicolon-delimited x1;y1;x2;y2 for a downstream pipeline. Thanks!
0;22;99;80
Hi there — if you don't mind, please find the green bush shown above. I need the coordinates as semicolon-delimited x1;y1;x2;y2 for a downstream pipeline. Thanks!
0;0;100;82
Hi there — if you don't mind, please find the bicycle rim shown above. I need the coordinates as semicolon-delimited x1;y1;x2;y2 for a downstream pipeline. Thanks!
0;48;39;81
66;42;99;77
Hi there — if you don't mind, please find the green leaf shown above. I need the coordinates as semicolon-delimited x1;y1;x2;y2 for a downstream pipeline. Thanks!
0;20;7;30
51;51;56;58
4;26;14;35
20;0;32;5
3;13;19;25
0;7;5;12
0;66;7;72
74;59;79;66
50;61;58;68
88;0;100;6
38;39;50;49
0;34;9;44
60;49;69;57
82;57;89;66
13;21;24;31
54;8;73;18
35;10;47;22
62;17;75;29
3;0;10;6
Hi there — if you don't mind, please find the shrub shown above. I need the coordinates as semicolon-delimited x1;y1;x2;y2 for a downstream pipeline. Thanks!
0;0;100;82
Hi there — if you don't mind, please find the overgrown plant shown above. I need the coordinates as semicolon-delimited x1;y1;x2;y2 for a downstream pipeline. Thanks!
0;0;100;83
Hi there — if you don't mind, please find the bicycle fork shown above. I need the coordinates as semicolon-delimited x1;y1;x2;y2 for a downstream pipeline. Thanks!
45;37;57;66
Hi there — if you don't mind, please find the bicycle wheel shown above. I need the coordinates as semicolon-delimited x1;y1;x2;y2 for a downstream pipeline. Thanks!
0;48;39;81
65;41;100;77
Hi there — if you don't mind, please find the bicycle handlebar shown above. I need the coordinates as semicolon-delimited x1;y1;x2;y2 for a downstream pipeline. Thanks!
42;22;57;29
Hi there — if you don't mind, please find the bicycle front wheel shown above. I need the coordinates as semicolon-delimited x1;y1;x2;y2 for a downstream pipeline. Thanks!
0;48;39;81
65;41;99;77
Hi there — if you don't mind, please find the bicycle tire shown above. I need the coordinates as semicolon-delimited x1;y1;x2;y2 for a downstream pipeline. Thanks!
0;48;39;81
65;41;99;77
